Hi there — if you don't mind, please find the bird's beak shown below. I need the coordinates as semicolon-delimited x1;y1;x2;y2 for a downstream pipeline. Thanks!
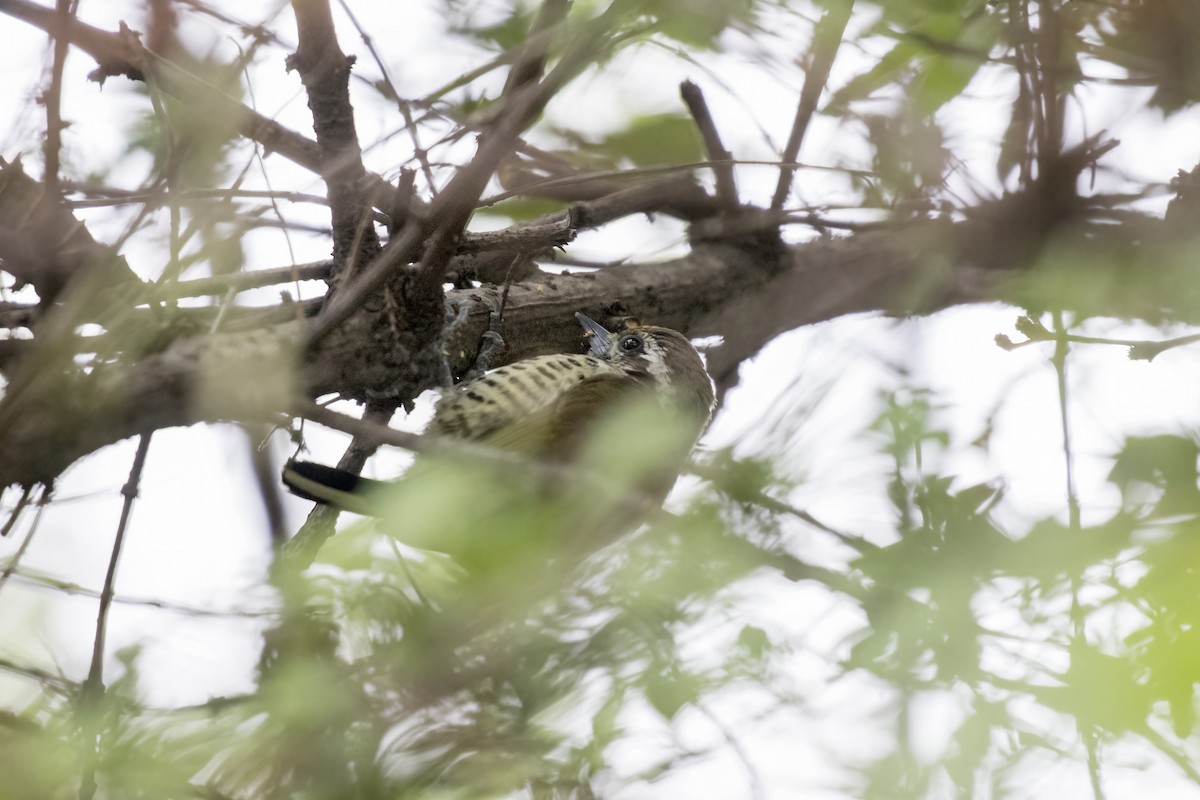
575;312;611;357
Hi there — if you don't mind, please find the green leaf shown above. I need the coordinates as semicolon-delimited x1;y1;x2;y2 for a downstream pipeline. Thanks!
597;113;704;167
910;52;980;115
644;0;755;50
475;195;566;221
826;40;921;112
736;624;771;661
644;668;699;720
454;7;538;51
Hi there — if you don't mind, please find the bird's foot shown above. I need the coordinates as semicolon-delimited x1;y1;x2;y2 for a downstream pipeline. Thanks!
462;309;506;382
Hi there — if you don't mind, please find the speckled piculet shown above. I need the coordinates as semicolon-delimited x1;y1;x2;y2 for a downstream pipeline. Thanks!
282;313;715;511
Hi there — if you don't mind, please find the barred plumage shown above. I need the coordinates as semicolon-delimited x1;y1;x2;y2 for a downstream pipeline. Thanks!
433;354;618;441
283;313;714;508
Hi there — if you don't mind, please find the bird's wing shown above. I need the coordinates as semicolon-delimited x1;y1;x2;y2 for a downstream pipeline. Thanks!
432;354;612;443
478;371;639;458
281;375;638;511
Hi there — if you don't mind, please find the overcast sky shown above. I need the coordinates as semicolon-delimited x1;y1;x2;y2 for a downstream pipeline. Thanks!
3;1;1200;796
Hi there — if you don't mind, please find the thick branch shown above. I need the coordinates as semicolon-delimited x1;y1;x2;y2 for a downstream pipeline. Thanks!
0;159;138;302
310;9;618;345
3;196;1168;489
287;0;380;270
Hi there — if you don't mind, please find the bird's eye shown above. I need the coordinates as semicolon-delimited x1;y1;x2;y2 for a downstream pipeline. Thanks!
619;335;643;354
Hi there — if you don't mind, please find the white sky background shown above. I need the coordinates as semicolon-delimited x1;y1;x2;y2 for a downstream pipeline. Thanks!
2;0;1200;797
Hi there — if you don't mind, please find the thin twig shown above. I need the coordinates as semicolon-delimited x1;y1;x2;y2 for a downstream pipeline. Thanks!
0;484;35;538
277;401;398;570
0;655;76;694
7;569;276;618
42;0;76;195
478;158;865;209
410;16;615;294
695;702;765;800
1050;311;1103;800
246;424;288;547
0;489;46;594
0;0;317;172
63;185;331;209
503;0;570;98
78;434;151;800
168;261;331;298
769;0;854;211
689;459;876;554
334;0;437;193
996;315;1200;361
308;10;615;345
1138;725;1200;784
679;80;738;208
288;0;381;272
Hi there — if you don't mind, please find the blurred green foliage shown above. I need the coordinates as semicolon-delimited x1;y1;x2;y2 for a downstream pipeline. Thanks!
10;368;1200;797
6;0;1200;797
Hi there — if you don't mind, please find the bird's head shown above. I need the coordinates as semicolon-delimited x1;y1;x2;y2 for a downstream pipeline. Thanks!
575;313;715;427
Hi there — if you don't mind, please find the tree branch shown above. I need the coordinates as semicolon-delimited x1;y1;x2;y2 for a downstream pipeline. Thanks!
287;0;380;271
0;0;398;217
680;80;738;208
0;186;1161;490
770;0;854;211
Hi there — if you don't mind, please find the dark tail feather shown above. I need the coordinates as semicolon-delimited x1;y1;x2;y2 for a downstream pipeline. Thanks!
282;460;390;513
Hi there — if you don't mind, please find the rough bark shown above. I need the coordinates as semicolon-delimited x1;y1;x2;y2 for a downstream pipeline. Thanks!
0;1;1193;494
3;190;1180;490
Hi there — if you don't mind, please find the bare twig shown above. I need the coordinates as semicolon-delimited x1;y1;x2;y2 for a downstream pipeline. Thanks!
7;568;276;618
168;261;332;298
409;37;609;296
288;400;425;454
277;400;399;569
770;0;854;210
695;701;765;800
288;0;381;271
41;0;75;195
503;0;570;97
0;488;45;598
680;80;738;208
87;437;152;669
995;315;1200;361
78;434;151;800
334;0;438;194
0;484;35;538
454;215;577;254
0;1;300;163
691;458;877;554
63;184;332;209
247;425;288;546
0;655;76;693
0;0;398;216
1049;311;1103;800
309;9;615;345
143;210;576;305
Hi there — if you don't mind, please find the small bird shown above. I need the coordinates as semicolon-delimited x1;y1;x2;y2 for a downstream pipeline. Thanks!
283;313;715;511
